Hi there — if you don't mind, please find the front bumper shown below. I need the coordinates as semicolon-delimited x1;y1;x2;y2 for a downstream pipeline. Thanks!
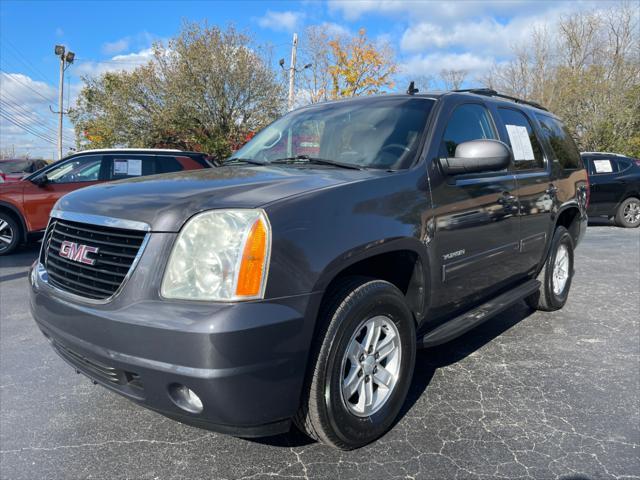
29;253;322;437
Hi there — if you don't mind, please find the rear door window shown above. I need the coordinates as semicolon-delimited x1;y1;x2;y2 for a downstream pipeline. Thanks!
440;104;497;158
591;157;618;175
497;108;545;170
535;114;581;170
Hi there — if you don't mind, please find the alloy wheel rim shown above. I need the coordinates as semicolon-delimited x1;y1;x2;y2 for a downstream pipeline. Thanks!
340;315;402;417
623;201;640;225
0;219;14;252
552;244;570;296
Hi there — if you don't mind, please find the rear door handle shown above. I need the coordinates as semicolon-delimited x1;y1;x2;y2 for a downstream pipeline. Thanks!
546;184;558;195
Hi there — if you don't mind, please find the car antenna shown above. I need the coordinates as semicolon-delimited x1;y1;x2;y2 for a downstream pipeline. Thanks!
406;81;419;95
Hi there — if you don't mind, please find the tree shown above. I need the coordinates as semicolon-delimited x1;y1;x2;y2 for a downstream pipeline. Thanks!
439;69;468;90
482;3;639;157
298;28;397;102
71;23;285;158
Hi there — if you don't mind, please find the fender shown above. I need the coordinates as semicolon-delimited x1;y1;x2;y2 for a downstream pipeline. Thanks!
310;236;431;323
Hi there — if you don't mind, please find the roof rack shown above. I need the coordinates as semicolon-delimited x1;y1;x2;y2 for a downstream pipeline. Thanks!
453;88;548;111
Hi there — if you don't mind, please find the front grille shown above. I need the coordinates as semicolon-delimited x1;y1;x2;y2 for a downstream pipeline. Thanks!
42;218;147;300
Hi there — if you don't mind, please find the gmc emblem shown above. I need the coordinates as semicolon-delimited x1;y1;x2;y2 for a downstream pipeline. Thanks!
59;240;99;266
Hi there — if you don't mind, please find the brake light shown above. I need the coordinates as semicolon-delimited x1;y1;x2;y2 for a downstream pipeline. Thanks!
584;172;590;209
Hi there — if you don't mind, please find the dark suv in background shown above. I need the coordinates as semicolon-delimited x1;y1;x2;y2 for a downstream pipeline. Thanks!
30;89;588;449
581;152;640;228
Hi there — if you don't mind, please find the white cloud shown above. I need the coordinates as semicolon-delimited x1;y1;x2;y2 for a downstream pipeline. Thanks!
318;21;351;38
74;47;155;78
102;37;130;55
400;52;495;79
258;10;305;31
328;0;601;21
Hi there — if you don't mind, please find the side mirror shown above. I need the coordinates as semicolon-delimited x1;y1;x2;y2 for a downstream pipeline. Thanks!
438;139;511;175
31;174;49;187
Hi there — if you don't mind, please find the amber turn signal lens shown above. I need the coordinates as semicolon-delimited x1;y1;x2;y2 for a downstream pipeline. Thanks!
235;217;268;297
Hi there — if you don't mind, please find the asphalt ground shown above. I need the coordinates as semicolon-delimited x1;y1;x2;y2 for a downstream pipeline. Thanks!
1;223;638;480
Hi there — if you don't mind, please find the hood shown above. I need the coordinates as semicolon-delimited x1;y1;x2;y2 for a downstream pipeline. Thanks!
55;165;378;231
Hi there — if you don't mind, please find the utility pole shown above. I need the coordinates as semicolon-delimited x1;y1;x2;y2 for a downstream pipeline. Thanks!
288;33;298;111
51;45;75;160
279;34;311;111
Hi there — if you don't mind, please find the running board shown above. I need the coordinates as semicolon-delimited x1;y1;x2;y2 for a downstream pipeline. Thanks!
417;279;540;348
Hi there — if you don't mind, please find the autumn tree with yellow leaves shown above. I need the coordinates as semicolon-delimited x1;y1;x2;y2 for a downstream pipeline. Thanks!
299;28;398;103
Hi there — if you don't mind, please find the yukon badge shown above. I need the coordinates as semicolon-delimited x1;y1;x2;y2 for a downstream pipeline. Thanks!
59;240;99;266
443;249;465;261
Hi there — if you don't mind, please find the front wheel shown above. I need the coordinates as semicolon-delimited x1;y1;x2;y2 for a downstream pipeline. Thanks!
615;197;640;228
294;278;416;450
526;226;574;311
0;213;20;255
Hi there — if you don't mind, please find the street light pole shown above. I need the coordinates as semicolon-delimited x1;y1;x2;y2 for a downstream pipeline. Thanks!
57;53;65;161
52;45;74;160
287;33;298;111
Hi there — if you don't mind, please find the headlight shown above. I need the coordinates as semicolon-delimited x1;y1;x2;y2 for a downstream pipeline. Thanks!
161;209;271;301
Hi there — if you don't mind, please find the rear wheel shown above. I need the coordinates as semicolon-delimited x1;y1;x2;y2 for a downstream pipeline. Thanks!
526;226;574;311
0;213;20;255
294;278;416;450
615;197;640;228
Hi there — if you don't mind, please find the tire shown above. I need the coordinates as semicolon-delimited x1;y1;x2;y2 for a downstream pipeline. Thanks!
0;212;20;255
525;226;574;312
294;277;416;450
614;197;640;228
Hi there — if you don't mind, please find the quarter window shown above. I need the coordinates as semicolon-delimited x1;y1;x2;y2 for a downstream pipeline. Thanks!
441;104;497;158
497;108;545;170
535;115;581;170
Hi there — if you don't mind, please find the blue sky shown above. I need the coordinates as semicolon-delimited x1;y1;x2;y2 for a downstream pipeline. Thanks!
0;0;604;159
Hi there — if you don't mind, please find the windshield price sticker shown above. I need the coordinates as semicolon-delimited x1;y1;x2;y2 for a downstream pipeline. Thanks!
593;159;613;173
506;124;535;161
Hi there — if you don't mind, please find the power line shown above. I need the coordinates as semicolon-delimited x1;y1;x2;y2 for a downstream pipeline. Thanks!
0;36;57;85
0;100;75;144
0;94;75;139
0;68;57;104
0;110;74;150
0;110;58;145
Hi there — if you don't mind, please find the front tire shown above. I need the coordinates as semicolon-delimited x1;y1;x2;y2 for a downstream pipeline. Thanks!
0;213;20;256
294;278;416;450
526;226;574;311
615;197;640;228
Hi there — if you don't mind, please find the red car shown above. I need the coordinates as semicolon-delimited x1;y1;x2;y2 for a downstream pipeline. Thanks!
0;159;49;183
0;149;212;255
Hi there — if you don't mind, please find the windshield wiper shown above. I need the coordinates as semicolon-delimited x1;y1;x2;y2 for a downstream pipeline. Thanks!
222;157;266;166
270;155;362;170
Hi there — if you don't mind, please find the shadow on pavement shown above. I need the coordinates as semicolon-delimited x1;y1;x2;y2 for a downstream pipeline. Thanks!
588;217;616;227
251;301;534;448
0;243;40;270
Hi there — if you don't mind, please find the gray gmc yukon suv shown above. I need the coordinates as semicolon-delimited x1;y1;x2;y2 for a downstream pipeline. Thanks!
30;89;588;449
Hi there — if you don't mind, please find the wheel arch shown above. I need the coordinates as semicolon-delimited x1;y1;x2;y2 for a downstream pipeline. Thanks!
555;204;582;246
312;240;429;325
0;201;27;243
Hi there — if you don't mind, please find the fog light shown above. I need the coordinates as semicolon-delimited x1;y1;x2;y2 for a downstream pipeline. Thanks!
168;383;203;414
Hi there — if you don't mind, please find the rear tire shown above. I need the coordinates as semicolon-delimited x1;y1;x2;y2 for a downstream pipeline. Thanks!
0;212;20;256
615;197;640;228
294;277;416;450
525;226;574;312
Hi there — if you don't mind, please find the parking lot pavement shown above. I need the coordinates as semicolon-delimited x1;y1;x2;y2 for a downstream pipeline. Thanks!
0;226;638;480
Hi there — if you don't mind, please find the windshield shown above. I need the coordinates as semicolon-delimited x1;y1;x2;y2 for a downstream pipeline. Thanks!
232;97;434;170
